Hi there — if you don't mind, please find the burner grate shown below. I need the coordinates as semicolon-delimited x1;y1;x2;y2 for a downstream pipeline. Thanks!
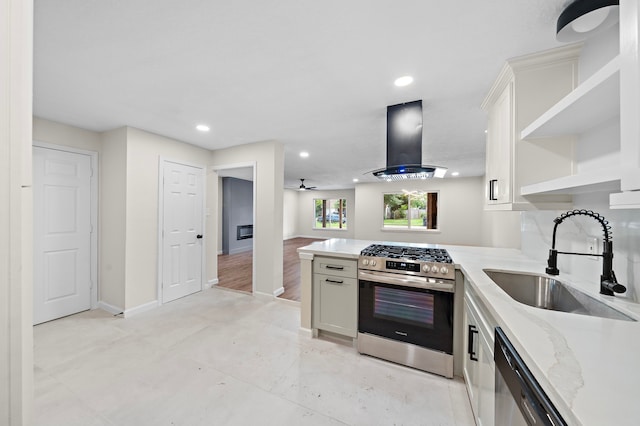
360;244;452;263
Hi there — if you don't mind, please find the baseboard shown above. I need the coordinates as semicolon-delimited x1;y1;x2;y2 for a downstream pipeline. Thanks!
205;278;219;289
98;301;124;316
124;300;159;318
285;234;325;240
273;286;284;297
299;327;314;338
253;291;274;301
229;246;252;255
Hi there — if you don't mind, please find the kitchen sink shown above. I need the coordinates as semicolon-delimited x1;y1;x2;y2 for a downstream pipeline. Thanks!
483;269;635;321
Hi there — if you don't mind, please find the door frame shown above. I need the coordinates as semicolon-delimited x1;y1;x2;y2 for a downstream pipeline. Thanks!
212;161;257;294
157;157;207;305
33;141;99;310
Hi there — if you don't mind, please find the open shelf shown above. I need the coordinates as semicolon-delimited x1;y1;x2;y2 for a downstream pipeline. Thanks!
521;167;621;196
521;55;620;140
611;191;640;209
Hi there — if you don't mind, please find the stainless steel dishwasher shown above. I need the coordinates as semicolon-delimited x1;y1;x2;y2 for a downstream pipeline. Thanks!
494;327;566;426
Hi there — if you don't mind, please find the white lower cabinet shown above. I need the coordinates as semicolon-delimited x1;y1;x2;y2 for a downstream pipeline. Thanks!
463;283;495;426
312;256;358;338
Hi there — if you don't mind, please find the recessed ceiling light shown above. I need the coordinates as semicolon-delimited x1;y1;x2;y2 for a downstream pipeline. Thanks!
451;172;460;177
299;151;309;158
394;76;414;87
196;124;210;132
353;178;359;183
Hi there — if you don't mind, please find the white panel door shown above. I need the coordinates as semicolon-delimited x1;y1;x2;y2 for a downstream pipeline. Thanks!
33;147;92;324
162;161;203;303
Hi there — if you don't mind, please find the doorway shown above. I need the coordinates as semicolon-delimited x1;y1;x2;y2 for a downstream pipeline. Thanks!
32;144;98;324
213;164;255;295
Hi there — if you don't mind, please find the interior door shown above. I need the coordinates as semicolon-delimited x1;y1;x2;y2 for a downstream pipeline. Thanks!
33;147;92;324
162;161;204;303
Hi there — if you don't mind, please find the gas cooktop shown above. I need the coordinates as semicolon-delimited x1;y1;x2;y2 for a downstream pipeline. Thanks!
360;244;453;263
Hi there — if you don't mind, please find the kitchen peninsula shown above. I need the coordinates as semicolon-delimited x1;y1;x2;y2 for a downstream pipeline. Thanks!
298;238;640;425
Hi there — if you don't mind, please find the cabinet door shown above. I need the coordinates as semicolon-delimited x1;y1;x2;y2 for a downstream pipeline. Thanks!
486;82;513;205
464;295;495;426
463;300;480;418
313;273;357;337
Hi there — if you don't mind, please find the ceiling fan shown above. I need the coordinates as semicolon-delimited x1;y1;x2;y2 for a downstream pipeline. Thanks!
299;179;317;191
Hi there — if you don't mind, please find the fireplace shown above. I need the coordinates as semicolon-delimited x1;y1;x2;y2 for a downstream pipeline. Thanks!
237;224;253;240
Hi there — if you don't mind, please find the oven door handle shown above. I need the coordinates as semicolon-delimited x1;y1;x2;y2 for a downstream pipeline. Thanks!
358;270;454;293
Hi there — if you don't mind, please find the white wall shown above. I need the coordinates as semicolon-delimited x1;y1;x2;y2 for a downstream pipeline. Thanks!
33;116;101;152
210;140;284;297
100;127;128;309
354;177;486;246
295;189;356;240
1;0;33;423
124;127;214;310
481;210;522;249
283;188;298;239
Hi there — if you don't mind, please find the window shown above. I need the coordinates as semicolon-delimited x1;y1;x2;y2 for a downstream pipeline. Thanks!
383;191;438;230
314;198;347;229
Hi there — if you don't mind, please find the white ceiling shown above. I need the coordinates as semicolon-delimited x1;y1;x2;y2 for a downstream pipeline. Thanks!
33;0;570;190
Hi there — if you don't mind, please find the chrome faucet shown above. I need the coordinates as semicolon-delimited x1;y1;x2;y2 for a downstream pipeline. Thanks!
545;209;626;296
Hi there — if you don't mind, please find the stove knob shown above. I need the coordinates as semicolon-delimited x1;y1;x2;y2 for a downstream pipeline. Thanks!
440;266;449;275
371;260;377;266
422;265;429;272
362;259;369;266
430;265;439;273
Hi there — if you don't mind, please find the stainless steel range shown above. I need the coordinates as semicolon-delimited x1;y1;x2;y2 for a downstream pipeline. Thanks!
357;244;456;378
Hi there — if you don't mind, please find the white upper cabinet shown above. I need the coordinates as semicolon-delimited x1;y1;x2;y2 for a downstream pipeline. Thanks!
482;44;581;210
612;0;640;208
520;0;640;209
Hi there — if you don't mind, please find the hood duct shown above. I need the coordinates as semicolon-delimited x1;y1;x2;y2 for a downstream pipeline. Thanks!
371;100;447;180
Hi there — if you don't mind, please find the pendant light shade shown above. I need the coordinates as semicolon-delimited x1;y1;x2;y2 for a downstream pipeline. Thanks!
556;0;619;42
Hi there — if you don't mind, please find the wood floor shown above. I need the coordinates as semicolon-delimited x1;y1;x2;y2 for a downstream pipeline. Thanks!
216;237;325;302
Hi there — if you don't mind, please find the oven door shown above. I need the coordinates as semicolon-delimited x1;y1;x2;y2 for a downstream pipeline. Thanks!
358;274;453;354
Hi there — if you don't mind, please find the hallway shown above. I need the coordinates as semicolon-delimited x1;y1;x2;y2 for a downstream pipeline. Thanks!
217;237;325;301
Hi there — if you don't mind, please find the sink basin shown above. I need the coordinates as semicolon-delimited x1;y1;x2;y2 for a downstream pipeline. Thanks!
483;269;635;322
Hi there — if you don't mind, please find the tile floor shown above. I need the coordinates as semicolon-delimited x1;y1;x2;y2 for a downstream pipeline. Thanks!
34;288;475;425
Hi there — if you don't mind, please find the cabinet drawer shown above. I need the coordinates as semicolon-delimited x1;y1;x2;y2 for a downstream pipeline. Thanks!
313;256;357;278
313;273;358;337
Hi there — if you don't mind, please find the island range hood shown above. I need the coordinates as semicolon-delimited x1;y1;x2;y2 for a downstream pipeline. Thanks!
371;100;447;181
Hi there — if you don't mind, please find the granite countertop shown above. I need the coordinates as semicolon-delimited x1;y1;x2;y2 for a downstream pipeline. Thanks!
298;239;640;425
